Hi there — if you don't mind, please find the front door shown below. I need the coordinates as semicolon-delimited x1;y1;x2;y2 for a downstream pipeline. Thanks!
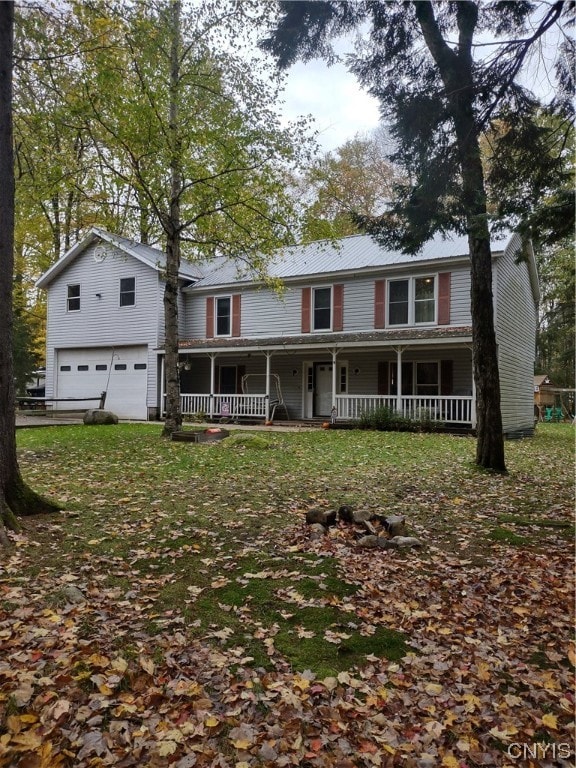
219;366;237;395
314;362;333;416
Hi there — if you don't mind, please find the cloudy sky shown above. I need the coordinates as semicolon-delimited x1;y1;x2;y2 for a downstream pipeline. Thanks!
281;58;382;153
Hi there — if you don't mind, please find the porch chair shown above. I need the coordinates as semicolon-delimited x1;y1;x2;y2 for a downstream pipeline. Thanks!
544;407;554;422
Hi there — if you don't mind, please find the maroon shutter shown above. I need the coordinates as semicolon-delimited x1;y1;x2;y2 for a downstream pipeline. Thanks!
440;360;453;395
377;361;389;395
333;284;344;331
206;297;214;338
438;272;451;325
374;280;386;328
301;287;311;333
232;294;241;337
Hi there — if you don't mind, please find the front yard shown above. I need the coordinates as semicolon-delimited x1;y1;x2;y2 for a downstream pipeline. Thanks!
1;424;574;766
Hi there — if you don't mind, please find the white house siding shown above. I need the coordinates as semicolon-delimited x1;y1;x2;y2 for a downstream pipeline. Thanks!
183;262;474;341
494;239;537;436
44;242;162;419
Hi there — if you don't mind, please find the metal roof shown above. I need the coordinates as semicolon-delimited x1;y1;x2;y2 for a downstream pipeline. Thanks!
189;231;512;289
36;227;204;288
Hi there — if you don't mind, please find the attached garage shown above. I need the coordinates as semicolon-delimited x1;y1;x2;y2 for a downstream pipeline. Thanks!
55;346;149;420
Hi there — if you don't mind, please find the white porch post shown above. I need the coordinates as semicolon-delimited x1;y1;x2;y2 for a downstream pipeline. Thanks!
331;348;338;418
265;352;271;421
209;354;216;420
160;355;165;417
395;347;403;415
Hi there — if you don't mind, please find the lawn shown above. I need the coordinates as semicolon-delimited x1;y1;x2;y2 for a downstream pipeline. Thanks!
1;423;574;767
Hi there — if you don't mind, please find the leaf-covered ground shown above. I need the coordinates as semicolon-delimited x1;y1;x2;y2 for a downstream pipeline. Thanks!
1;424;574;767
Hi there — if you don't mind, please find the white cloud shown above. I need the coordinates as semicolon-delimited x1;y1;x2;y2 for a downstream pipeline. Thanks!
280;59;381;153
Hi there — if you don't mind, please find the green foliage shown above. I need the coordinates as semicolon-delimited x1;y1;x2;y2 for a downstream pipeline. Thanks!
358;405;439;433
12;313;41;395
536;238;575;387
297;129;400;242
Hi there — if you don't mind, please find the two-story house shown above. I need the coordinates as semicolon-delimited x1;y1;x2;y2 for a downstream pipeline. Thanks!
36;226;539;436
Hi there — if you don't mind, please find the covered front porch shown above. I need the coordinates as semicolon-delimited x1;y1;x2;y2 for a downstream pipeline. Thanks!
160;330;476;428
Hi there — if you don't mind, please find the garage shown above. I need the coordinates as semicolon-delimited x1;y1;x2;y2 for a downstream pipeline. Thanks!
55;346;149;420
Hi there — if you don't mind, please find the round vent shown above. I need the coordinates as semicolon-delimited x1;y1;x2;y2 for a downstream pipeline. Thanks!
93;245;107;263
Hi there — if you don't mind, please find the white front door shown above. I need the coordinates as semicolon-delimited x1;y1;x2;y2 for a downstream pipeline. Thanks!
314;362;333;417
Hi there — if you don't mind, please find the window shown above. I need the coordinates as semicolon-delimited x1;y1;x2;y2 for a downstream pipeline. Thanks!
215;296;231;336
389;280;408;325
114;363;127;371
67;284;80;312
416;362;439;395
95;364;107;371
388;276;436;326
77;365;89;371
339;365;348;393
415;277;435;323
120;277;135;307
134;363;147;370
389;361;439;395
60;365;71;372
313;287;331;331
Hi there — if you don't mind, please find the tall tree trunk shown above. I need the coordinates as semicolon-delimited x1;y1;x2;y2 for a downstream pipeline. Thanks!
416;0;506;472
161;0;183;437
0;2;60;545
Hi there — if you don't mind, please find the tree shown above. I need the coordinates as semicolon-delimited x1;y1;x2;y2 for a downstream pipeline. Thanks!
0;2;59;546
261;0;574;472
25;0;310;436
297;128;401;241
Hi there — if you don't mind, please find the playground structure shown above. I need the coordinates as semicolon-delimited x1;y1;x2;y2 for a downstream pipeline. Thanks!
542;388;575;422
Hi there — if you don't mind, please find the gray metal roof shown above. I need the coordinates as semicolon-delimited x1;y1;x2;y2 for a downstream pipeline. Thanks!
189;231;512;288
92;229;204;281
36;227;204;288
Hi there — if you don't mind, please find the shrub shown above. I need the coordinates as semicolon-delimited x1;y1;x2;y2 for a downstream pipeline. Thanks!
358;405;439;433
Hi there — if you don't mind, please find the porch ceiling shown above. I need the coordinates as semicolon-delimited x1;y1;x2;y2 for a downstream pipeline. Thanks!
169;327;473;354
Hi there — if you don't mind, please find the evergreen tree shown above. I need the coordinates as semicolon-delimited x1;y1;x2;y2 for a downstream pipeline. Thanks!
261;0;574;471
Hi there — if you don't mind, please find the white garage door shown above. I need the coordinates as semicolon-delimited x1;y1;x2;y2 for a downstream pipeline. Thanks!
56;347;149;420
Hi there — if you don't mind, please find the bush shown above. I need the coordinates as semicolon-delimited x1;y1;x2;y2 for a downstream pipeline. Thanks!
358;405;439;433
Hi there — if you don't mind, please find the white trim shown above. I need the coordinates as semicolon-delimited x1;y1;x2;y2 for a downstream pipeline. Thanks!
312;285;333;332
214;295;232;337
387;273;438;327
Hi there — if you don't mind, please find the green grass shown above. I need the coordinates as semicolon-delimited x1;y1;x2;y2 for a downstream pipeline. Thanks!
12;422;575;676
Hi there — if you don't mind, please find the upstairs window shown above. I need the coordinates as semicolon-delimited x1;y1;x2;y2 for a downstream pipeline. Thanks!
215;296;231;336
414;277;435;322
120;277;136;307
388;276;436;326
388;280;408;325
313;287;332;331
67;284;80;312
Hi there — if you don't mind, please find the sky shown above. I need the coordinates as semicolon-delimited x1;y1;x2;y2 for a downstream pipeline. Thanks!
280;58;382;153
274;7;568;156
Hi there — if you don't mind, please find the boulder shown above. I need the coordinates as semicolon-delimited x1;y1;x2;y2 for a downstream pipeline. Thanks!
83;409;118;425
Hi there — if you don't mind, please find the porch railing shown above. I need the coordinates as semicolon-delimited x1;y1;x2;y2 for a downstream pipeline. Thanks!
180;393;268;419
336;394;473;424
